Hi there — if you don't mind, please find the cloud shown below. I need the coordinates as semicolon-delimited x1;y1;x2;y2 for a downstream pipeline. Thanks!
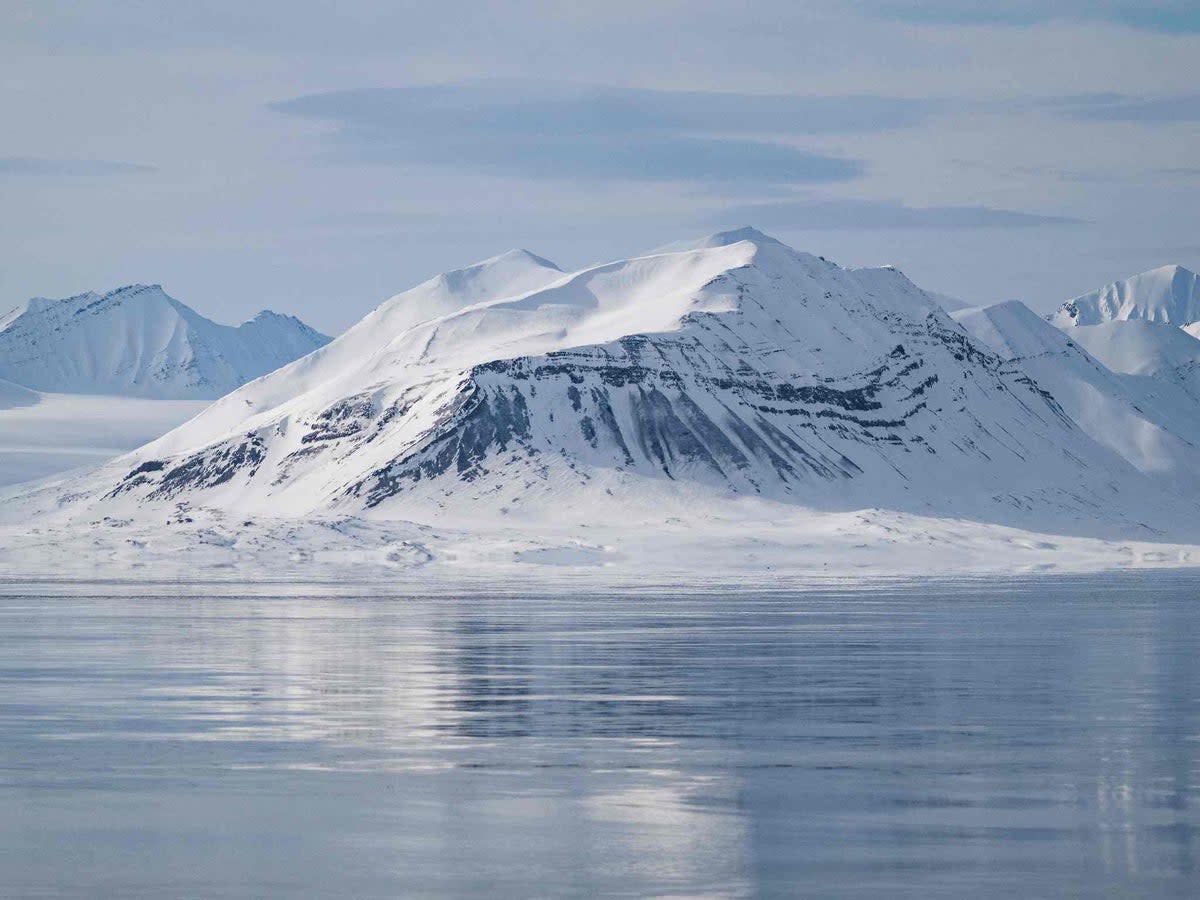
273;82;938;137
858;1;1200;33
334;134;864;184
269;82;945;184
1055;93;1200;122
709;197;1084;230
0;157;156;176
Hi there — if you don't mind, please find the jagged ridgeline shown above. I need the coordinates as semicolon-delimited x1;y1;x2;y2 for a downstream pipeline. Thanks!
62;230;1181;527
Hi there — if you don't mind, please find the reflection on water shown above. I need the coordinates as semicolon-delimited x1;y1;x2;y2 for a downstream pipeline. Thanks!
1;575;1198;897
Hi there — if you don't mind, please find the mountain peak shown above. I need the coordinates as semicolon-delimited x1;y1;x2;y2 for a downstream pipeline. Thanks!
488;248;562;271
656;226;786;255
95;284;168;304
1051;264;1200;328
954;299;1073;362
360;245;569;342
0;284;330;398
1148;263;1193;278
106;282;163;294
244;309;300;324
702;226;783;247
428;247;563;290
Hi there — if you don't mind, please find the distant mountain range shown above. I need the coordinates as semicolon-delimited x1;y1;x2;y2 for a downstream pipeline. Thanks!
0;284;330;399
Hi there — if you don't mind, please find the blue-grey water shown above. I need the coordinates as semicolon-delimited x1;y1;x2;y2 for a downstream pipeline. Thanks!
1;575;1198;898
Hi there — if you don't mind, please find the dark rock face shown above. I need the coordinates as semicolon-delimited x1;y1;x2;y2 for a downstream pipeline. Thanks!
151;436;267;499
301;395;377;444
350;382;535;507
109;435;266;500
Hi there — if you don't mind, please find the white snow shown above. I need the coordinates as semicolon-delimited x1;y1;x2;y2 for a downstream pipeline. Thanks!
2;502;1194;583
7;233;1200;580
1065;319;1200;377
1051;265;1200;327
0;284;330;398
1046;265;1200;405
955;301;1200;482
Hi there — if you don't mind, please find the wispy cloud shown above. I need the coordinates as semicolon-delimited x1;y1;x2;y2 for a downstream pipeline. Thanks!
709;197;1083;230
1054;92;1200;122
859;0;1200;33
0;157;156;176
272;82;938;137
269;82;944;185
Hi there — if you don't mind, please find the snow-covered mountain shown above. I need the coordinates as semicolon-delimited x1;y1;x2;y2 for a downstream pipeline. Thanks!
1051;265;1200;328
8;229;1200;578
1064;319;1200;374
0;284;331;399
9;229;1190;531
1063;320;1200;402
1048;265;1200;403
955;301;1200;483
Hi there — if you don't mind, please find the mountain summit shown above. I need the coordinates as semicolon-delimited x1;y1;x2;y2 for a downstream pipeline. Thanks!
1051;264;1200;328
0;284;330;399
1047;264;1200;404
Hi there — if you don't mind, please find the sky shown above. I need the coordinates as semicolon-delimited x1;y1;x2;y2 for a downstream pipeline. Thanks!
2;1;1199;334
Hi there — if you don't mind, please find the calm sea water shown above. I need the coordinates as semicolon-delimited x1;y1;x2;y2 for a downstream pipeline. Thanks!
1;575;1198;898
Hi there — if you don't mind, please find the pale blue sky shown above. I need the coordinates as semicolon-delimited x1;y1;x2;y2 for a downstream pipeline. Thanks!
2;1;1198;332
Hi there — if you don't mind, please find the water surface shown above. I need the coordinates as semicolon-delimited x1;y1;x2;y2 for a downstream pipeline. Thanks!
2;575;1198;897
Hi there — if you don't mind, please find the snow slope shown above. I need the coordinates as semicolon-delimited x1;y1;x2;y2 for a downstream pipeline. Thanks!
1051;265;1200;327
954;301;1200;482
1065;319;1200;375
0;284;331;399
1048;265;1200;404
7;230;1200;578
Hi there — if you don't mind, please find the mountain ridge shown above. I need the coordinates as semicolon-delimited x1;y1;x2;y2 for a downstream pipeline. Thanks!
0;284;331;399
956;300;1200;485
1047;264;1200;405
1051;264;1200;328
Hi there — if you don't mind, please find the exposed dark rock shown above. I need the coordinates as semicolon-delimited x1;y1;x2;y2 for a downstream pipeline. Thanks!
146;435;267;500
